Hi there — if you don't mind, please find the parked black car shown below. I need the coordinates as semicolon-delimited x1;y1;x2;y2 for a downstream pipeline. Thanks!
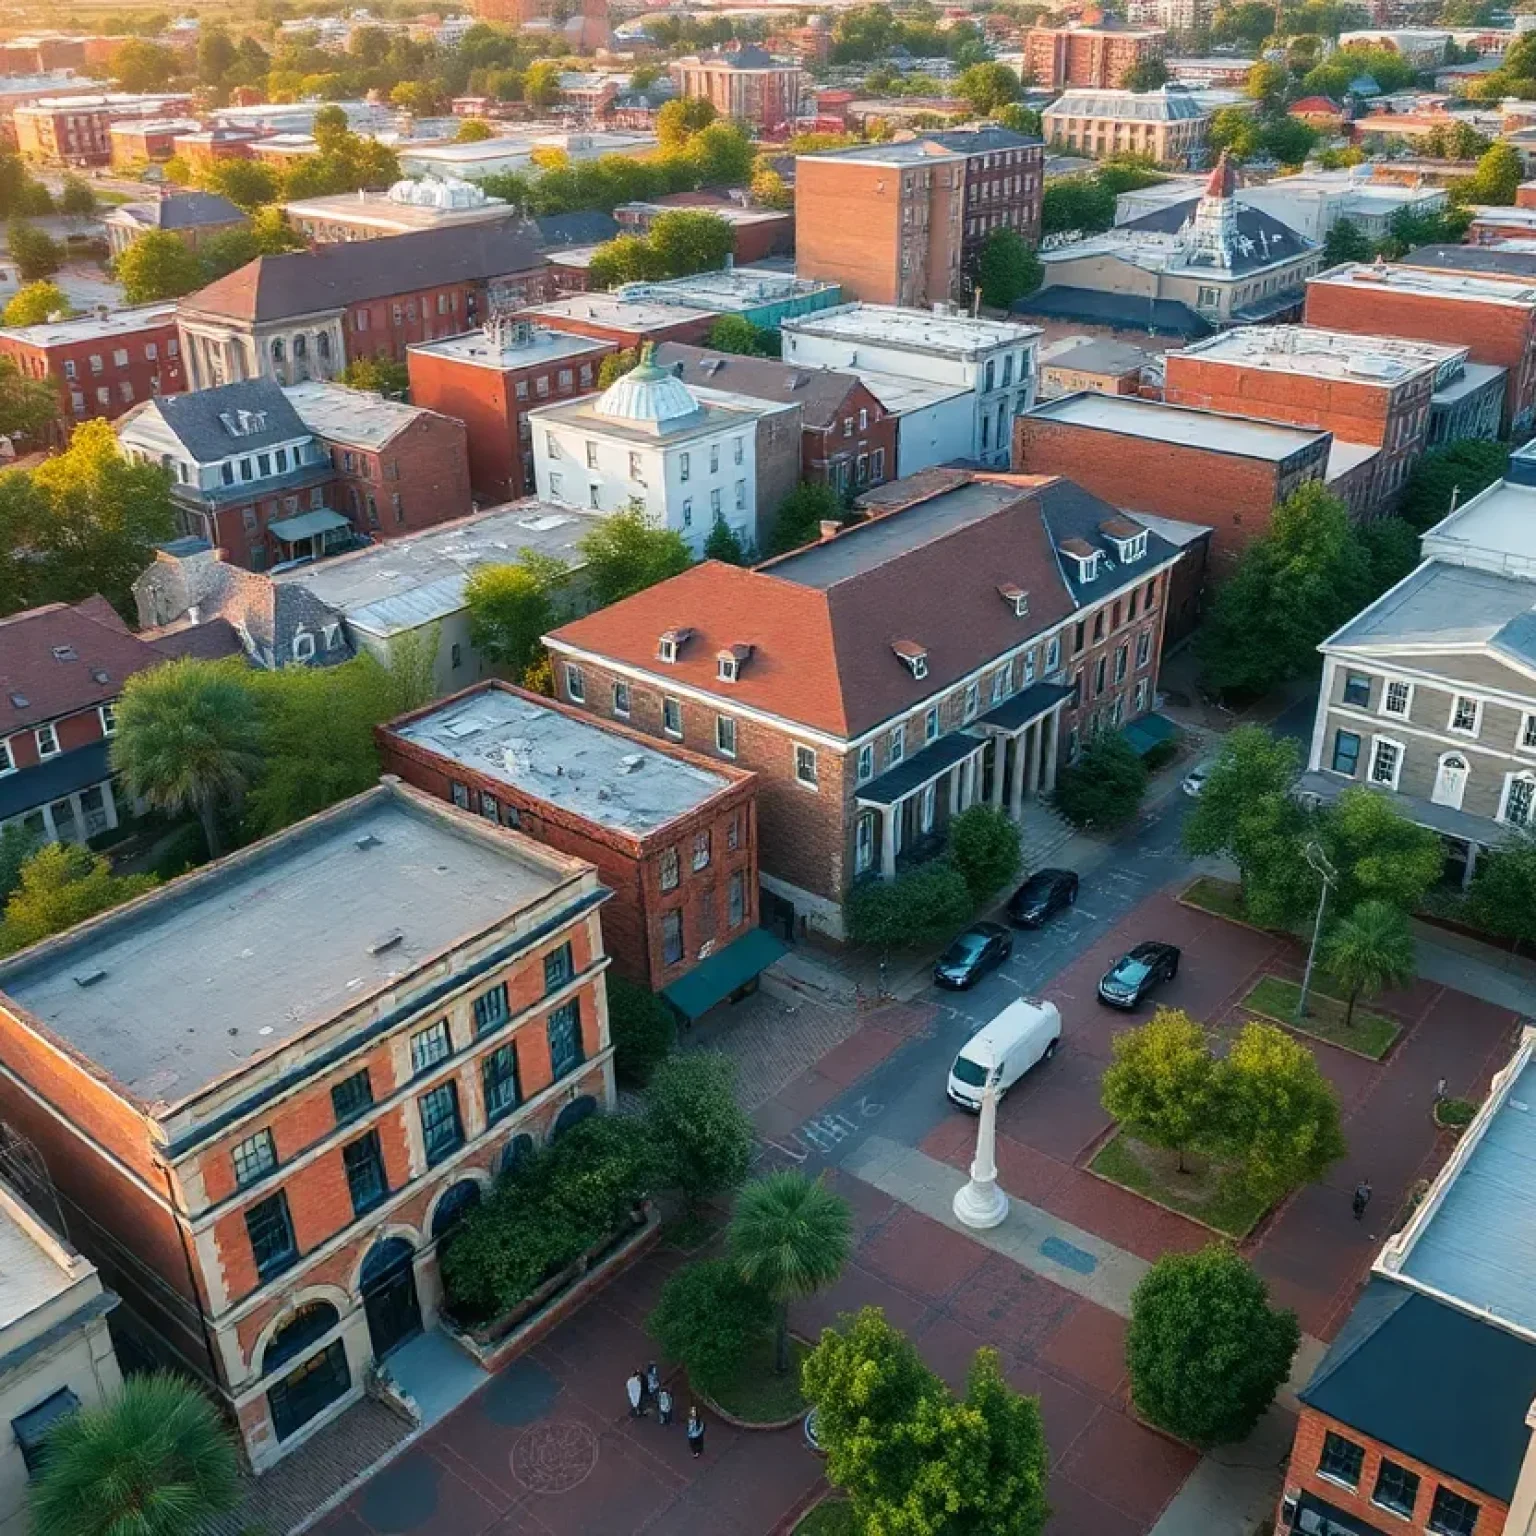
933;922;1014;990
1097;942;1181;1009
1007;868;1079;928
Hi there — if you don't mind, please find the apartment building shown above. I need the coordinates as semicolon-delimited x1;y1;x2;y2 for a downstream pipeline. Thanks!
0;781;614;1470
669;45;804;133
545;469;1181;940
14;92;191;165
1042;86;1210;168
1022;13;1167;90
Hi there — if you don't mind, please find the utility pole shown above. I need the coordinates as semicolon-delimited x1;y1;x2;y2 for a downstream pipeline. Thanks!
1298;840;1338;1020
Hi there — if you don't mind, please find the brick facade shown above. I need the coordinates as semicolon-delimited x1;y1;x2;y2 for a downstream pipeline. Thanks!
324;409;474;540
1022;22;1166;89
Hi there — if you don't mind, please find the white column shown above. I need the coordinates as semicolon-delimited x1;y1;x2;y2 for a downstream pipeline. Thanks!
949;765;961;816
880;804;898;881
989;740;1006;809
1462;842;1479;890
1009;730;1029;821
1041;711;1060;795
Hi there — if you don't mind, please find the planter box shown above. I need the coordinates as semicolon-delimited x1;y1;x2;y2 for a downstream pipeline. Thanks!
443;1206;661;1372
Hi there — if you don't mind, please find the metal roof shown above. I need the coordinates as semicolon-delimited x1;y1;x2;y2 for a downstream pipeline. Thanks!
1026;392;1327;461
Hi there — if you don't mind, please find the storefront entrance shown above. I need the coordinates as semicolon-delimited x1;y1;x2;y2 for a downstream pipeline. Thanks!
360;1237;421;1359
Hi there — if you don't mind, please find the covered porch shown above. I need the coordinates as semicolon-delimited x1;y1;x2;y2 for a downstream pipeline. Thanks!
855;684;1072;882
269;507;357;566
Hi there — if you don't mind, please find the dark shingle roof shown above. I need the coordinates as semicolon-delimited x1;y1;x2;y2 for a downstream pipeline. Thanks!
154;379;310;463
918;126;1045;151
535;210;621;249
1301;1279;1536;1502
142;191;245;231
1014;285;1213;337
182;221;547;324
1121;197;1311;274
1404;243;1536;278
653;342;864;431
1035;477;1181;606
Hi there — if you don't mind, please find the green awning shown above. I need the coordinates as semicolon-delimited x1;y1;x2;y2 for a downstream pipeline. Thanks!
662;927;787;1021
268;507;350;542
1121;713;1179;757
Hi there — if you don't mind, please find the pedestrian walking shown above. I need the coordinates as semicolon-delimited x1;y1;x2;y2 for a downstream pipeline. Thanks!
645;1361;661;1403
626;1369;645;1418
1352;1179;1372;1221
1435;1078;1448;1103
657;1386;673;1426
687;1405;705;1458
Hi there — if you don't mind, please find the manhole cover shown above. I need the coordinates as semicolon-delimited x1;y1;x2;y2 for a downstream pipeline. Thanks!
510;1420;599;1493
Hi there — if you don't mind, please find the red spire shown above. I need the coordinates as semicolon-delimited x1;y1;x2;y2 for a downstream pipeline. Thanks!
1204;150;1239;199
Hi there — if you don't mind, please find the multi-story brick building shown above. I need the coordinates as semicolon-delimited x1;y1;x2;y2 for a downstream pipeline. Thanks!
545;468;1182;940
1163;325;1465;512
0;304;184;447
669;45;804;133
407;320;616;504
13;93;191;165
379;682;773;1009
171;128;262;172
1306;258;1536;437
1042;85;1209;168
1280;1025;1536;1536
1016;393;1363;566
0;780;615;1471
1022;12;1167;90
515;293;719;351
654;342;897;500
175;223;554;393
795;129;1044;308
107;117;199;167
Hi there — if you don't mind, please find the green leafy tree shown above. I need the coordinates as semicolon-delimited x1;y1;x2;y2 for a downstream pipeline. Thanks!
750;164;793;209
8;222;61;282
587;234;662;289
648;1258;775;1392
729;1171;852;1373
598;347;639;388
249;206;307;255
115;230;206;304
992;103;1043;135
974;227;1043;309
577;504;693;608
0;823;39;905
455;117;495;142
645;1051;754;1211
1101;1008;1218;1173
1261;117;1319;166
1459;141;1523;204
199;157;282;212
30;1373;240;1536
1321;899;1416;1027
957;61;1021;114
1041;174;1117;235
1320;786;1443;915
705;313;770;356
464;555;567;677
648;209;735;279
58;175;96;217
197;24;237;85
112;658;264;858
1053;730;1148;831
1244;59;1290;105
947;804;1021;905
769;480;842;555
109;38;180;92
0;844;157;954
338;355;410;398
657;96;718;149
1208;106;1263;160
703;516;748;565
198;228;261;282
1468;833;1536;948
606;973;677;1086
689;121;755;185
1126;1245;1300;1447
524;60;562;108
1124;57;1171;90
1400;439;1509;531
0;356;64;442
846;860;974;950
1;279;68;327
1216;1020;1347;1204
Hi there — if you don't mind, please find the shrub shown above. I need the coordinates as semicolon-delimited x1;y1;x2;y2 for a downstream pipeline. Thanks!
846;860;973;950
645;1052;754;1210
647;1258;774;1392
947;804;1021;905
607;974;677;1086
1054;731;1148;831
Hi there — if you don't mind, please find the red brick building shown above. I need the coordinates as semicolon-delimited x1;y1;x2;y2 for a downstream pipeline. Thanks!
546;469;1182;941
13;92;192;166
108;117;199;166
613;193;796;266
379;682;770;1006
407;321;615;504
654;342;898;497
1306;259;1536;436
670;45;804;133
171;128;262;171
516;293;719;351
176;223;555;393
0;303;184;447
1022;13;1167;90
0;781;615;1472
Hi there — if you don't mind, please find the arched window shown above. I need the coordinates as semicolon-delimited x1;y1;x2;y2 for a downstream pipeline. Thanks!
270;337;284;363
317;331;332;364
293;333;307;359
263;1301;340;1376
430;1179;481;1241
550;1095;597;1143
498;1133;534;1178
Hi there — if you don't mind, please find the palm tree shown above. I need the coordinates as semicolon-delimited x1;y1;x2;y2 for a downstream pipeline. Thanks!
111;659;263;858
1321;899;1417;1028
729;1171;853;1375
31;1373;241;1536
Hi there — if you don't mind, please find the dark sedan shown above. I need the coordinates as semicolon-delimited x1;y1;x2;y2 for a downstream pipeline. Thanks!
1007;868;1079;928
1097;942;1181;1009
933;922;1014;990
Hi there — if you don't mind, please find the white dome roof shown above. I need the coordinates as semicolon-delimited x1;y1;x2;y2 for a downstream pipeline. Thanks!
594;355;702;429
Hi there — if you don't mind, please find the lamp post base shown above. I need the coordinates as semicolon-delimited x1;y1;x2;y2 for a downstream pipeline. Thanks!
953;1177;1009;1230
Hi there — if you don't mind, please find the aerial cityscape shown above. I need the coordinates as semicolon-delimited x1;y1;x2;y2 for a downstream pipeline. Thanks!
0;0;1527;1533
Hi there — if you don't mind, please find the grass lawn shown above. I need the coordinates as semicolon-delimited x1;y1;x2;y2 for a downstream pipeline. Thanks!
709;1335;812;1425
796;1501;856;1536
1242;974;1400;1061
1091;1131;1269;1239
1179;876;1252;926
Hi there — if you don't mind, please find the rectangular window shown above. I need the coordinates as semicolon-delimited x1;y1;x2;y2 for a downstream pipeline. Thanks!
1331;730;1361;776
857;742;873;782
925;706;939;742
1428;1487;1480;1536
343;1130;387;1217
964;682;979;721
245;1191;297;1281
1318;1431;1364;1489
1343;671;1372;708
660;847;680;891
1506;775;1535;827
1136;630;1152;668
680;451;690;481
34;723;58;759
1114;644;1128;684
629;450;642;481
1384;680;1411;717
231;1129;277;1188
1094;657;1107;696
473;984;509;1035
795;745;818;787
1522;714;1536;752
330;1069;373;1124
663;697;682;738
1449;695;1480;736
585;440;598;469
1373;1460;1421;1520
889;724;905;765
1046;636;1061;671
710;443;719;473
716;715;736;757
728;870;745;928
99;702;117;736
411;1020;451;1075
612;681;630;717
547;999;583;1078
726;812;740;850
544;942;574;993
482;1043;520;1123
662;909;684;966
692;830;711;871
418;1081;463;1165
1370;737;1402;789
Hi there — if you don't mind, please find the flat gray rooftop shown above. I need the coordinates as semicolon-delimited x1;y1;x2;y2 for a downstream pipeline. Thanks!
1329;560;1536;651
1029;393;1325;461
766;480;1025;590
1399;1056;1536;1335
395;689;734;836
0;794;563;1108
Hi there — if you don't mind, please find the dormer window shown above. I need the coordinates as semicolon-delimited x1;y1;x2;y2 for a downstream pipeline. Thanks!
1060;538;1102;584
716;643;752;683
892;640;928;680
1099;518;1148;565
998;584;1029;618
658;626;695;664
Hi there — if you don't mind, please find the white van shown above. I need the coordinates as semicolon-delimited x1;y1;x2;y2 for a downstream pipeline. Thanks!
946;997;1062;1110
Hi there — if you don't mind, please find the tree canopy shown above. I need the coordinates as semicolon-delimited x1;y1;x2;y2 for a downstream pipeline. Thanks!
974;228;1043;310
577;505;693;607
115;230;207;304
3;280;69;327
464;553;568;679
1101;1009;1218;1172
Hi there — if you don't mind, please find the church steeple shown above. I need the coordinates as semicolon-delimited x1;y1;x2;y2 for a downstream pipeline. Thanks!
1185;150;1242;270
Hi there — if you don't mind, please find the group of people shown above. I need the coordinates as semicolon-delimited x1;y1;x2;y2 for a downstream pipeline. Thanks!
626;1363;705;1457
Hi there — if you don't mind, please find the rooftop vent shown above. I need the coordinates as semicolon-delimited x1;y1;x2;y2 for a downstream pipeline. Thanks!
91;669;110;685
892;638;928;680
619;753;646;774
368;929;404;956
700;358;724;375
355;833;381;850
72;968;107;988
658;626;695;664
998;583;1029;617
51;645;77;662
716;643;753;682
8;692;26;709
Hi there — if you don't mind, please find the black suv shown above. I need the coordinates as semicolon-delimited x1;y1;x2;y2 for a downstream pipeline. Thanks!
1007;868;1079;928
1097;942;1181;1009
933;922;1014;990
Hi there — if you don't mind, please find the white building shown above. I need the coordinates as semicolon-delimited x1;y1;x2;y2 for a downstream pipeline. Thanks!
778;303;1042;469
283;177;513;243
399;129;657;183
530;354;791;556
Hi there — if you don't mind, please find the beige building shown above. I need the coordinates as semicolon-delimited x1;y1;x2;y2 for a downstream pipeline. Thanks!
1042;86;1210;168
669;44;804;132
283;178;515;244
0;1179;121;1535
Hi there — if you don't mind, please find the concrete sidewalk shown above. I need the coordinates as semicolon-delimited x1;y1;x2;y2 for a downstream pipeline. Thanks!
1412;920;1536;1017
